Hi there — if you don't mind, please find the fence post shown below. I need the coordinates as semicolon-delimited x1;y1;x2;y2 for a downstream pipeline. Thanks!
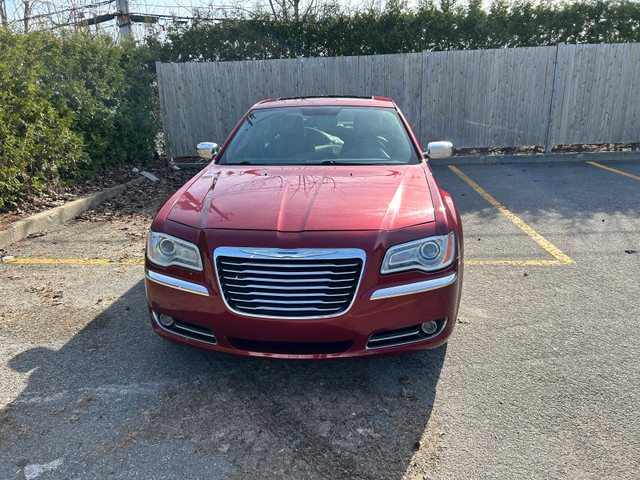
155;61;172;164
545;43;564;153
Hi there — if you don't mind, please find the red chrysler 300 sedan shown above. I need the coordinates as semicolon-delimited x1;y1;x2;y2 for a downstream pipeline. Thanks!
145;96;463;359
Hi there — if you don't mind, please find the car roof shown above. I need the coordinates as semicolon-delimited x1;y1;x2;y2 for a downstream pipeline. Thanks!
251;96;397;110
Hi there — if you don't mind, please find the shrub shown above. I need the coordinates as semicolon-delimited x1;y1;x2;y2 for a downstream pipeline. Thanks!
0;29;158;210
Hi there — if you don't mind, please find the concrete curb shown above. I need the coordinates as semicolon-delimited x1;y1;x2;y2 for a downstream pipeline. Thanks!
428;150;640;166
0;176;146;250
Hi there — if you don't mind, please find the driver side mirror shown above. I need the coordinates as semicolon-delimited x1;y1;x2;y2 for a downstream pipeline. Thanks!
424;141;453;159
196;142;220;160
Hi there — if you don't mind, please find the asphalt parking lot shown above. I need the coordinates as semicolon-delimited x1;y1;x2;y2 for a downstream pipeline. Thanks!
1;160;638;479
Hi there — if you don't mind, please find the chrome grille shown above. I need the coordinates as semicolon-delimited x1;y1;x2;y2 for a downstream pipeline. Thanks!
214;247;366;318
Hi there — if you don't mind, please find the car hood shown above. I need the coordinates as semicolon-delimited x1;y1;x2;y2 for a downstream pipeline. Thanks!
167;165;436;231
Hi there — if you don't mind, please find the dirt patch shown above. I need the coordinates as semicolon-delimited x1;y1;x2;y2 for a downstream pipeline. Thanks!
457;142;640;156
0;158;196;230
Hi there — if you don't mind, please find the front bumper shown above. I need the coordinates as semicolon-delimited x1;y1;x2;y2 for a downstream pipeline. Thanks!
145;266;461;359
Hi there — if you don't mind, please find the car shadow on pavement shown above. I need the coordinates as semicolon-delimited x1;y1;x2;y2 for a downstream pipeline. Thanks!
2;280;445;479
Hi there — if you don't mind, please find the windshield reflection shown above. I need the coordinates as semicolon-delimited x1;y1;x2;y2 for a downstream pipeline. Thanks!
218;106;419;166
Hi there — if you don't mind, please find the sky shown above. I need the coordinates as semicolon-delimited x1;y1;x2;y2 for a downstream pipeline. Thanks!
5;0;366;38
3;0;544;39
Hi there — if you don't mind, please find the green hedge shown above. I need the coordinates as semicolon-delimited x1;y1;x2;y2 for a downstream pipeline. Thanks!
150;0;640;61
0;29;158;210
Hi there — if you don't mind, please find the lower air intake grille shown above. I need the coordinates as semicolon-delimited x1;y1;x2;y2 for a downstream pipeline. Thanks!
214;247;366;318
153;312;217;345
367;318;447;350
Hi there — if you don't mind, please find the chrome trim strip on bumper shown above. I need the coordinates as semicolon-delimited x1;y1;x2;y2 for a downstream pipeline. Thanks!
366;318;448;350
151;311;217;345
371;330;421;342
370;272;457;300
145;269;209;296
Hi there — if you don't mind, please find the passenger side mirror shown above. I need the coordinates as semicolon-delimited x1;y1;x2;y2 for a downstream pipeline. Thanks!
196;142;220;160
424;141;453;159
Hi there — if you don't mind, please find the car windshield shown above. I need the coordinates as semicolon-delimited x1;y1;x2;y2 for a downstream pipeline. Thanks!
217;106;420;166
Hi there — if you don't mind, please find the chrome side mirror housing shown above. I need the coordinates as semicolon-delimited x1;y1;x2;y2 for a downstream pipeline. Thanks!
196;142;220;160
424;141;453;159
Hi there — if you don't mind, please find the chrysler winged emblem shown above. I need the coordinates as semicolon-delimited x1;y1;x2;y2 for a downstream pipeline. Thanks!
239;248;339;259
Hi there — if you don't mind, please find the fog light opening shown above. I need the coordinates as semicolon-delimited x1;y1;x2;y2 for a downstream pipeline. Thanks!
421;321;438;335
157;313;175;328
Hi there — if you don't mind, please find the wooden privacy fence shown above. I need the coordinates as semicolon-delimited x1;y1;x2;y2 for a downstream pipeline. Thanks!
156;43;640;161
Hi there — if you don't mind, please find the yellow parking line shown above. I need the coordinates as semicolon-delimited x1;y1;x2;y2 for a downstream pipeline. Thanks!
449;165;574;265
2;258;143;265
586;161;640;181
464;259;564;266
3;257;565;267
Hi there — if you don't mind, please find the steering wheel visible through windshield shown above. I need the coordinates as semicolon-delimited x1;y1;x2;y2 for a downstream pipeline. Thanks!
217;106;420;166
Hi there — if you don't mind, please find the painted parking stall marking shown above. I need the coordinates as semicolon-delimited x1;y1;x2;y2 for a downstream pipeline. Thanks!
586;161;640;181
448;165;574;266
2;258;144;265
3;257;564;267
463;259;566;266
2;257;561;267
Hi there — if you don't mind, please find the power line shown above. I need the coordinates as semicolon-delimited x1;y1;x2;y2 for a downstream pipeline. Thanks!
3;0;265;38
6;0;113;23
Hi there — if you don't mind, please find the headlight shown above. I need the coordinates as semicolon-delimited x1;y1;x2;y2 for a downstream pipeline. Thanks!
147;232;203;271
381;232;455;274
